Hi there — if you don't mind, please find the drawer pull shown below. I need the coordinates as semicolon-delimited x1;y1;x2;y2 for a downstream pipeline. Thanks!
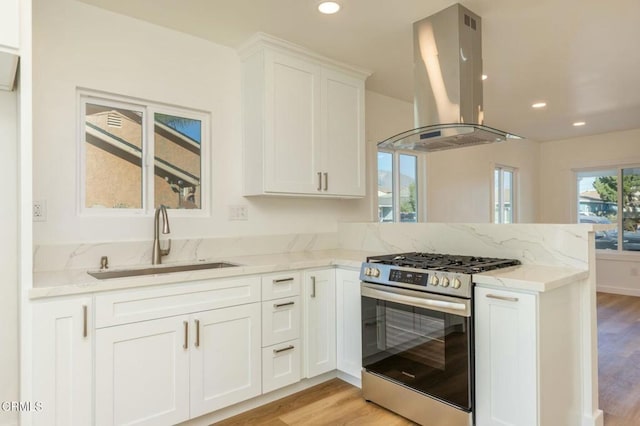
273;277;294;284
274;301;295;308
183;321;189;349
311;276;316;298
486;294;519;302
273;345;295;354
195;319;200;348
317;172;322;191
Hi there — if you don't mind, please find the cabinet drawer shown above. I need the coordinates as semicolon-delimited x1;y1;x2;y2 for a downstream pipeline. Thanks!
262;296;301;346
261;272;301;301
262;339;301;393
95;276;261;328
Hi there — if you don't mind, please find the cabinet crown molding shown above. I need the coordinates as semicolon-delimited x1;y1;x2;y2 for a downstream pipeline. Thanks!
237;32;371;80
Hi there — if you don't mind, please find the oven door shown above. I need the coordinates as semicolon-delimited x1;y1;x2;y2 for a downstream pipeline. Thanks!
361;283;472;411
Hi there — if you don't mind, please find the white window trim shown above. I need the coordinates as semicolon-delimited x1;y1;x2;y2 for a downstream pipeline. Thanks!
77;89;211;218
492;164;518;224
574;165;640;256
376;149;426;223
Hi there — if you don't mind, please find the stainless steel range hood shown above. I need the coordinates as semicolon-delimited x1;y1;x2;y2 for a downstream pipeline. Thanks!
378;3;522;153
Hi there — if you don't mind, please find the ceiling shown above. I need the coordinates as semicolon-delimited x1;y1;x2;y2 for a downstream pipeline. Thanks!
78;0;640;142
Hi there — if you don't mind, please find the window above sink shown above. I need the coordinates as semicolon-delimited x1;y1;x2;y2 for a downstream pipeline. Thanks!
78;90;211;217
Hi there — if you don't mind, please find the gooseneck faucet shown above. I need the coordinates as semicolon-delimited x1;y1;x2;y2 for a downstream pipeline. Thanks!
152;205;171;265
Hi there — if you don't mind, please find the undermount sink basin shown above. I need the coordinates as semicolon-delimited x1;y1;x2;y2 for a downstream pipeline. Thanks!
87;261;240;280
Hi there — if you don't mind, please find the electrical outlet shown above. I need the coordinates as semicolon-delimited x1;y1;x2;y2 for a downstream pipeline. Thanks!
33;200;47;222
228;205;248;221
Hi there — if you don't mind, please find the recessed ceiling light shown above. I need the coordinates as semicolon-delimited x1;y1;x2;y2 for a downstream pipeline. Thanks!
531;102;547;109
481;74;488;81
318;1;341;14
573;121;586;127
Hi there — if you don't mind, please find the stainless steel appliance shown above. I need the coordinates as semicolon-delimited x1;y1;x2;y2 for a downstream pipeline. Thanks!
360;252;520;426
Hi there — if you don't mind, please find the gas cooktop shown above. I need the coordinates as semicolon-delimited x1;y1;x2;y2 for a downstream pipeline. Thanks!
367;252;521;274
360;252;521;298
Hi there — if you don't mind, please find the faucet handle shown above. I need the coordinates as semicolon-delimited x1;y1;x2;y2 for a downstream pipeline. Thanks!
100;256;109;270
160;239;171;257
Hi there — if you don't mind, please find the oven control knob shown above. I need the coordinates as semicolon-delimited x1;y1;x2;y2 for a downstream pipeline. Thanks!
452;278;462;289
371;268;381;278
429;275;439;286
441;276;450;287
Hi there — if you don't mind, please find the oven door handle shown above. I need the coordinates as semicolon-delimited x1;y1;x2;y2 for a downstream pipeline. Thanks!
361;284;471;317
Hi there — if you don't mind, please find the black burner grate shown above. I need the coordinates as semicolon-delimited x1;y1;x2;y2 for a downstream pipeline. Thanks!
367;252;520;274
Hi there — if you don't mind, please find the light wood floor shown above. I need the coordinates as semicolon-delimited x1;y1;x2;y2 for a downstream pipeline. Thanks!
215;292;640;426
597;292;640;426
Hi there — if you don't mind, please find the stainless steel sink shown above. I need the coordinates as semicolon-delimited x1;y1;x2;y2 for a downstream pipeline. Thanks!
87;261;240;280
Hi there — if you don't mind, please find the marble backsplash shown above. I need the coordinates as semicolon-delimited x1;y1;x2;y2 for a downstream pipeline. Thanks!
33;232;339;272
34;223;596;272
337;222;594;269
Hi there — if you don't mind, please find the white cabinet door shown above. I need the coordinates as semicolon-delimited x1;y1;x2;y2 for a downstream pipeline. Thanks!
321;68;365;196
264;51;322;195
336;268;362;380
303;269;336;378
262;339;302;393
32;297;92;426
190;303;261;417
241;34;368;198
475;286;537;426
95;317;190;426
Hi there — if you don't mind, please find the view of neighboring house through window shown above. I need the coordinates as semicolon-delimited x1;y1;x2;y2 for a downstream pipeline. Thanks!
577;167;640;252
494;166;516;223
378;151;418;222
81;92;207;213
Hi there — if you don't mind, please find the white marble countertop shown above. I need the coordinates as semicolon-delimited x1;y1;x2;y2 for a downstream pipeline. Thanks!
31;249;590;299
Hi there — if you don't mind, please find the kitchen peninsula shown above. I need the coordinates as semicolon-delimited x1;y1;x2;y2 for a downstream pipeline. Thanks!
29;223;602;426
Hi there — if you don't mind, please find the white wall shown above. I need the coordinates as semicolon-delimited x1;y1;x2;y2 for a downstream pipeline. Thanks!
426;139;541;223
32;0;377;245
0;90;18;426
540;128;640;295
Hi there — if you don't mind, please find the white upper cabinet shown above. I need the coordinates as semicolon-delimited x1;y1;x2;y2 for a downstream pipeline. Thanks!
0;0;19;91
240;33;369;198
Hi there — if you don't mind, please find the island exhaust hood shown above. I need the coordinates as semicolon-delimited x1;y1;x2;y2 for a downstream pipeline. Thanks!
378;3;522;152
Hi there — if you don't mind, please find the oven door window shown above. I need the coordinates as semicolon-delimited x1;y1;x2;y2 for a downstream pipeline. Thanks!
361;295;471;410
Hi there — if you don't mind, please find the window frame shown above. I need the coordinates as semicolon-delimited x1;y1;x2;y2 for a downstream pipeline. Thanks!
492;164;518;224
376;149;426;223
77;89;211;217
575;165;640;255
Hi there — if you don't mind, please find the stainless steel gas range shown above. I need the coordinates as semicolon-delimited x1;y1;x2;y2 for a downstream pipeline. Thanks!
360;252;520;426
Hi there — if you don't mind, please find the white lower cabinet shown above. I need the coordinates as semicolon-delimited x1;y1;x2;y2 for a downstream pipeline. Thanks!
303;268;336;378
475;286;537;426
262;339;302;393
32;297;93;426
95;303;261;425
336;268;362;380
261;272;302;393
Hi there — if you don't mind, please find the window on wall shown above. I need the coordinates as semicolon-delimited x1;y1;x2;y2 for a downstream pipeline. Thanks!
577;167;640;252
494;166;516;223
378;151;419;222
80;92;208;214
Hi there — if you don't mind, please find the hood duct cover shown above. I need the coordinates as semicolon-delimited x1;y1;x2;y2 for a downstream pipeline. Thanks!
378;3;522;152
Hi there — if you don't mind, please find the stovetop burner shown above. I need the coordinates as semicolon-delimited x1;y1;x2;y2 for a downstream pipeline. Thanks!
367;252;521;274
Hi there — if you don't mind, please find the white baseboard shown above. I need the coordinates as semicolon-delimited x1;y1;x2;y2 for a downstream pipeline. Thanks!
596;285;640;297
336;371;361;388
582;408;604;426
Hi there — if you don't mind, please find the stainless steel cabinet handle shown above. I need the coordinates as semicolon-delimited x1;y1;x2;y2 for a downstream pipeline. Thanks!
486;294;519;302
273;301;295;308
273;277;294;284
82;305;88;338
317;172;322;191
323;172;328;191
273;345;295;354
311;276;316;298
183;321;189;349
195;319;200;348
